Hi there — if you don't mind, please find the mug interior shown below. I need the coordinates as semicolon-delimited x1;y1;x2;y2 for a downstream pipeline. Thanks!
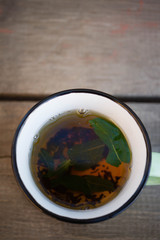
12;90;151;222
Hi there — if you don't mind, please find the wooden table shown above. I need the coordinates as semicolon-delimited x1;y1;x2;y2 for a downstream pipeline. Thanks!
0;0;160;239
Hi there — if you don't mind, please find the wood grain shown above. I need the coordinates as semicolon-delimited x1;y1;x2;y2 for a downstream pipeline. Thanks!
0;101;35;157
0;101;159;157
0;0;160;239
0;157;160;240
0;0;160;96
1;101;160;239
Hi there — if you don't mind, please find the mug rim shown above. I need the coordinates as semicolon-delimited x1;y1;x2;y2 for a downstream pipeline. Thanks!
11;88;151;223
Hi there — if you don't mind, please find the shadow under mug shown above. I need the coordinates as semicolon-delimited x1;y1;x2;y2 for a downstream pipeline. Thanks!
12;89;153;223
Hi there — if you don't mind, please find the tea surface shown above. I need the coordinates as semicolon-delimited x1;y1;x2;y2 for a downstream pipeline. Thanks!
30;110;132;209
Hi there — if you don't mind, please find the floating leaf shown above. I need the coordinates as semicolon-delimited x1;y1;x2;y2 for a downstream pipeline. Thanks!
50;159;71;178
89;118;131;167
39;148;71;177
50;175;116;195
38;148;54;169
68;138;108;170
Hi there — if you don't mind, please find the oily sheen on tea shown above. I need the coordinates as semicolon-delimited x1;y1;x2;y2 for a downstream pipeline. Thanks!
30;110;132;210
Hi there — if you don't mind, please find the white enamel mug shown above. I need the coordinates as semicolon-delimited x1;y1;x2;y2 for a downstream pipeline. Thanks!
12;89;153;223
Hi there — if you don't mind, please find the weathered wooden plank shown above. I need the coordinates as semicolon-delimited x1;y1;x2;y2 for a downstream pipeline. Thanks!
0;101;159;157
0;0;160;96
129;103;160;153
0;157;160;240
0;101;35;157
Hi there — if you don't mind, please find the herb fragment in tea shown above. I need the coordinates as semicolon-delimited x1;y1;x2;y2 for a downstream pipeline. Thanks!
68;138;108;170
89;118;131;167
30;111;132;210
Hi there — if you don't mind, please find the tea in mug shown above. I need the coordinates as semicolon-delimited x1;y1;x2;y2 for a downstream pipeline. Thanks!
30;110;132;210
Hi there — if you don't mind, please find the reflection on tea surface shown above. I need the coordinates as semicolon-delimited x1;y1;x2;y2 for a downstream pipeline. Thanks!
30;110;132;210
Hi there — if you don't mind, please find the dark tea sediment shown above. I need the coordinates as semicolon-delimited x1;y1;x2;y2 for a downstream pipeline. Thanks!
30;110;132;210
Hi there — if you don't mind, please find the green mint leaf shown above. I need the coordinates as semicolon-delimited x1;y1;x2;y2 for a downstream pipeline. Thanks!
50;175;116;195
51;159;71;178
38;148;54;169
68;138;107;170
89;118;131;167
83;175;116;193
39;148;71;177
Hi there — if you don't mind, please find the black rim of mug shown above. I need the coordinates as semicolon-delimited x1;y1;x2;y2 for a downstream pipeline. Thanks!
11;89;151;224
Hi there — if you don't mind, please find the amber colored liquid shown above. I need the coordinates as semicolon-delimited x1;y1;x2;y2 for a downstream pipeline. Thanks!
30;110;131;210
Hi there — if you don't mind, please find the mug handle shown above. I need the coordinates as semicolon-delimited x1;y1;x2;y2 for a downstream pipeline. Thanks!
146;152;160;185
